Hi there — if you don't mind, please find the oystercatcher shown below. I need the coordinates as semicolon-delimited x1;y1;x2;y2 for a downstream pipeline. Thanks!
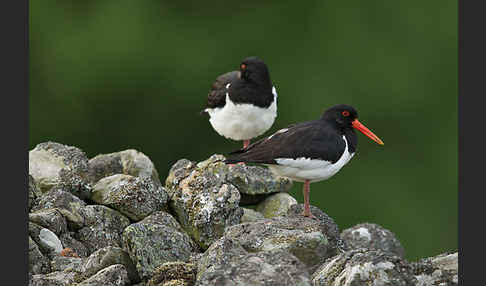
201;57;278;149
225;104;384;218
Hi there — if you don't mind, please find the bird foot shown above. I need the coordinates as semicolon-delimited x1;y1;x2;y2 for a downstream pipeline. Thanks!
228;162;246;167
301;211;317;220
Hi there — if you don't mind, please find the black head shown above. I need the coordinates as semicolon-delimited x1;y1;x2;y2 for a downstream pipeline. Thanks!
321;104;359;129
239;56;271;86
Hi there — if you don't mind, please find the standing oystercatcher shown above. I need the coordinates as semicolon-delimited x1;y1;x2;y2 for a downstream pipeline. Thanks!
225;104;384;218
201;57;278;149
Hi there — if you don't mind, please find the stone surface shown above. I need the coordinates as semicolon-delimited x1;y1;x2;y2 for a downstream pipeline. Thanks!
256;192;297;218
29;208;68;236
77;264;130;286
50;255;84;272
91;174;168;221
81;246;140;283
29;236;51;275
312;248;417;286
75;205;131;254
38;228;63;253
240;207;265;223
221;215;339;273
29;141;92;199
165;156;243;250
122;221;198;280
341;222;406;258
29;175;41;211
197;249;311;286
147;262;196;286
139;211;183;232
58;232;90;258
30;271;77;286
412;252;458;285
89;149;162;187
33;189;87;230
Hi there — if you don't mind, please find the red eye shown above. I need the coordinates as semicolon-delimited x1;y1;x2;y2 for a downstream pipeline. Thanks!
342;111;350;117
240;64;247;70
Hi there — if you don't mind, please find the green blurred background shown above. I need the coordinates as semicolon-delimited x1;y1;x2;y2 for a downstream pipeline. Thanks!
29;1;457;261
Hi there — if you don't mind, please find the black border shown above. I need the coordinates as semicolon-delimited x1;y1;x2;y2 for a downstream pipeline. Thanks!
2;0;28;284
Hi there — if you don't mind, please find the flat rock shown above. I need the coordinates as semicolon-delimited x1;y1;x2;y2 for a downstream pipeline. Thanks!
75;205;131;254
312;248;417;286
29;208;68;236
81;246;140;283
412;252;458;285
29;236;51;275
89;149;162;187
122;221;199;280
50;255;84;272
91;174;168;221
241;207;265;223
256;192;297;218
341;222;406;258
30;271;77;286
165;156;243;250
77;264;130;286
197;248;311;286
33;189;87;230
29;141;92;199
147;262;196;286
138;211;183;232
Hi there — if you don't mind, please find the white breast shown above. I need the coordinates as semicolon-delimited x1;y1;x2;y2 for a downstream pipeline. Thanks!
267;136;355;182
205;88;278;141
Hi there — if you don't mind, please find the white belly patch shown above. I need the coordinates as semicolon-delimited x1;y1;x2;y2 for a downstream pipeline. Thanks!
267;136;355;182
206;93;277;141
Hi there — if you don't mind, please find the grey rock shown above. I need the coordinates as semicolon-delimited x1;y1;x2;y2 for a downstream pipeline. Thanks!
139;211;183;232
241;207;265;223
312;248;417;286
58;232;90;258
81;246;140;283
29;141;92;199
29;208;68;235
197;249;311;286
75;205;131;254
220;212;339;273
341;222;406;258
30;271;77;286
165;156;243;250
91;174;168;221
29;175;41;211
223;160;293;204
147;262;196;286
33;189;87;230
29;236;51;275
256;192;297;218
50;255;85;272
38;228;63;253
122;221;198;280
89;149;162;187
29;222;51;255
412;252;458;285
77;264;130;286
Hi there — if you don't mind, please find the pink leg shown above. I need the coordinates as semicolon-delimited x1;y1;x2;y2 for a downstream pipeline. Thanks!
243;139;251;149
302;180;317;219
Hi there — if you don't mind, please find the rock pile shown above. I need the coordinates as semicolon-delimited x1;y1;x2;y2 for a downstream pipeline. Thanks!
28;142;458;286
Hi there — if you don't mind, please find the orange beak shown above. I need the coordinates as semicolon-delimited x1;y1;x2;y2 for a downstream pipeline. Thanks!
352;119;384;146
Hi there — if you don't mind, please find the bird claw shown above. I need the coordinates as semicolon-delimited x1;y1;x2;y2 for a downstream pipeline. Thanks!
302;211;317;220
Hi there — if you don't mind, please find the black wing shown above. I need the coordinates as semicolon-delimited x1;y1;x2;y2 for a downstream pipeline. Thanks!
202;71;239;112
226;120;346;164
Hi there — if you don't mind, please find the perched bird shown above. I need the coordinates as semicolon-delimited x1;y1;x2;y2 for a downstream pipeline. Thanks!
225;104;384;219
202;57;278;149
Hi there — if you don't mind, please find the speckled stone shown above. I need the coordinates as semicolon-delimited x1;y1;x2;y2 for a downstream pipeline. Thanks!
312;248;417;286
91;174;168;221
240;207;265;223
256;192;297;218
341;222;406;258
412;252;458;285
29;236;51;275
29;141;92;199
122;221;199;280
77;264;130;286
147;262;196;286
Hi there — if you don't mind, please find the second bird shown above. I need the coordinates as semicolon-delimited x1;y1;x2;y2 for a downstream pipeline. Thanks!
202;57;278;149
